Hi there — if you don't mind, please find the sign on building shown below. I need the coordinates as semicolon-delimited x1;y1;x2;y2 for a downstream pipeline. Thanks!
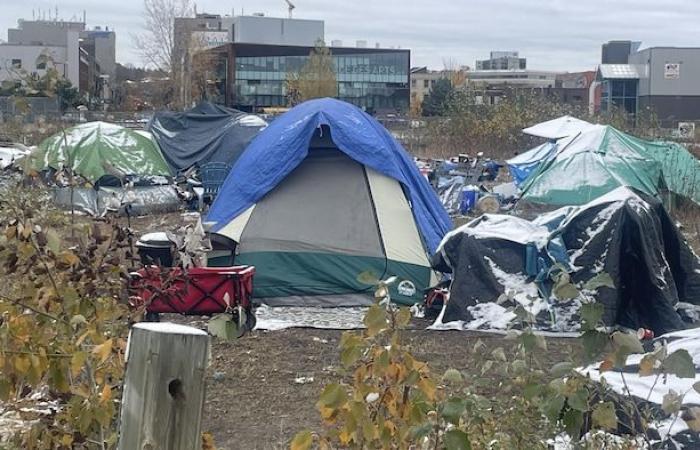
192;31;229;49
664;63;680;80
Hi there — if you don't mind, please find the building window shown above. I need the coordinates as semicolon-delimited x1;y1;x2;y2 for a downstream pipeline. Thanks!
11;59;21;69
430;79;436;86
411;79;416;87
36;55;48;70
423;80;429;88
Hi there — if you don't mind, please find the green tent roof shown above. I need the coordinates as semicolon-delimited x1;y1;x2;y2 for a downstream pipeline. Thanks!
28;121;171;183
637;139;700;205
520;126;664;206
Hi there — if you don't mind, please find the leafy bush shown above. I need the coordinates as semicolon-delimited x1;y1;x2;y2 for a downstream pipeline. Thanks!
0;186;136;448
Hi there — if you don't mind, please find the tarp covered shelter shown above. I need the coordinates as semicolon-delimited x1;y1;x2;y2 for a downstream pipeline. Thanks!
522;115;597;140
432;188;700;334
506;142;557;187
519;125;664;206
207;98;452;306
27;121;171;183
636;140;700;206
148;102;267;173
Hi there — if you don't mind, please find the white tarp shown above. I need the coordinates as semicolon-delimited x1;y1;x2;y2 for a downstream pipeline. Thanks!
522;116;598;140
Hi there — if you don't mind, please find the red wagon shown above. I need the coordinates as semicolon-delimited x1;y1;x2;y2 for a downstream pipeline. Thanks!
130;265;256;330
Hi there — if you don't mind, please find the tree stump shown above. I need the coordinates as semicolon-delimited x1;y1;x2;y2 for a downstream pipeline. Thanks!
118;322;210;450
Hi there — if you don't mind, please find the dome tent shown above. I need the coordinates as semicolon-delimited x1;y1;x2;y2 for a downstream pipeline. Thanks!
206;98;452;306
27;121;171;183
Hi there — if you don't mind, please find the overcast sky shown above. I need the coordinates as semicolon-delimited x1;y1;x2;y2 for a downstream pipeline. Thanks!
2;0;700;72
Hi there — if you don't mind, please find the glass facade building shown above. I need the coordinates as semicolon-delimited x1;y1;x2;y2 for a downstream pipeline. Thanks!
600;79;638;115
210;44;410;112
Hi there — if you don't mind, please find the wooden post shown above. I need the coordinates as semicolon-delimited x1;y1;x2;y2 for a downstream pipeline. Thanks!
118;322;210;450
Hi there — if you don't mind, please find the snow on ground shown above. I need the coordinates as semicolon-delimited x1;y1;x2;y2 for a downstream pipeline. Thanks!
576;328;700;443
254;305;367;330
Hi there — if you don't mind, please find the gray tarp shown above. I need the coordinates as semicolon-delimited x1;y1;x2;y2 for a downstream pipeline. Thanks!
53;185;180;216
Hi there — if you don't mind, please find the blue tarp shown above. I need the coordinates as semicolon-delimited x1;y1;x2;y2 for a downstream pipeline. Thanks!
207;98;452;253
506;142;557;186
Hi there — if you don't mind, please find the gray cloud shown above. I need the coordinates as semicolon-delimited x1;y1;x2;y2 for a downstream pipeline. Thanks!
2;0;700;71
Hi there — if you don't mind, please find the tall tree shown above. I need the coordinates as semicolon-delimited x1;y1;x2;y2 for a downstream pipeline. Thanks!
133;0;193;107
421;78;453;116
286;40;338;106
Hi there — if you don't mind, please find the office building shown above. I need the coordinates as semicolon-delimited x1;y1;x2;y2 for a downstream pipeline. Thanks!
597;41;700;125
476;51;526;71
552;71;599;112
207;42;410;112
0;18;115;104
410;67;448;106
465;69;559;105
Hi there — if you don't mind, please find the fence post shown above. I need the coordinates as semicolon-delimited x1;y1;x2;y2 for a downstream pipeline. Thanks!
118;322;210;450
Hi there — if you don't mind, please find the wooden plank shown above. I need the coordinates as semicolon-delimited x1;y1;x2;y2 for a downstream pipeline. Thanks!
118;322;210;450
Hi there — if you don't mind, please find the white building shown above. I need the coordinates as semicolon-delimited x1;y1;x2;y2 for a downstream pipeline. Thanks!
0;19;115;103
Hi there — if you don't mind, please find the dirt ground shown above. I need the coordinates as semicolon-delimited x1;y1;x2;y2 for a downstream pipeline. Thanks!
189;319;579;449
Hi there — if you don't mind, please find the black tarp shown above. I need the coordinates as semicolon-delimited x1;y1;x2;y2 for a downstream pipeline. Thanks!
432;188;700;334
148;102;267;173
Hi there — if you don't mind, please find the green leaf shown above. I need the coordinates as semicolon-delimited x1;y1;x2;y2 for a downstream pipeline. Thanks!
583;272;615;291
661;390;682;415
441;397;468;425
444;429;472;450
542;394;565;422
550;362;574;377
580;303;605;330
491;347;507;362
513;304;535;323
317;383;347;409
511;359;528;374
581;330;609;362
563;409;584;437
46;228;61;254
591;402;617;430
409;423;433;440
663;349;696;379
290;430;313;450
442;368;463;383
523;383;542;400
611;331;644;354
567;387;589;412
364;304;388;336
207;313;239;341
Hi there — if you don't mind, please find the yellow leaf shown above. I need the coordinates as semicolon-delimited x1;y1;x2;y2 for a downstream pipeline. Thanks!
60;251;80;267
61;434;73;447
339;429;352;445
290;430;313;450
599;357;614;373
418;377;437;401
101;384;112;404
71;351;87;377
92;339;113;364
639;354;657;376
13;355;31;374
201;431;216;450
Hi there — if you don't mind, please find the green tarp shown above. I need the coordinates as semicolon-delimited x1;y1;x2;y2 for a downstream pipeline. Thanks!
520;126;664;206
27;121;171;183
639;140;700;205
